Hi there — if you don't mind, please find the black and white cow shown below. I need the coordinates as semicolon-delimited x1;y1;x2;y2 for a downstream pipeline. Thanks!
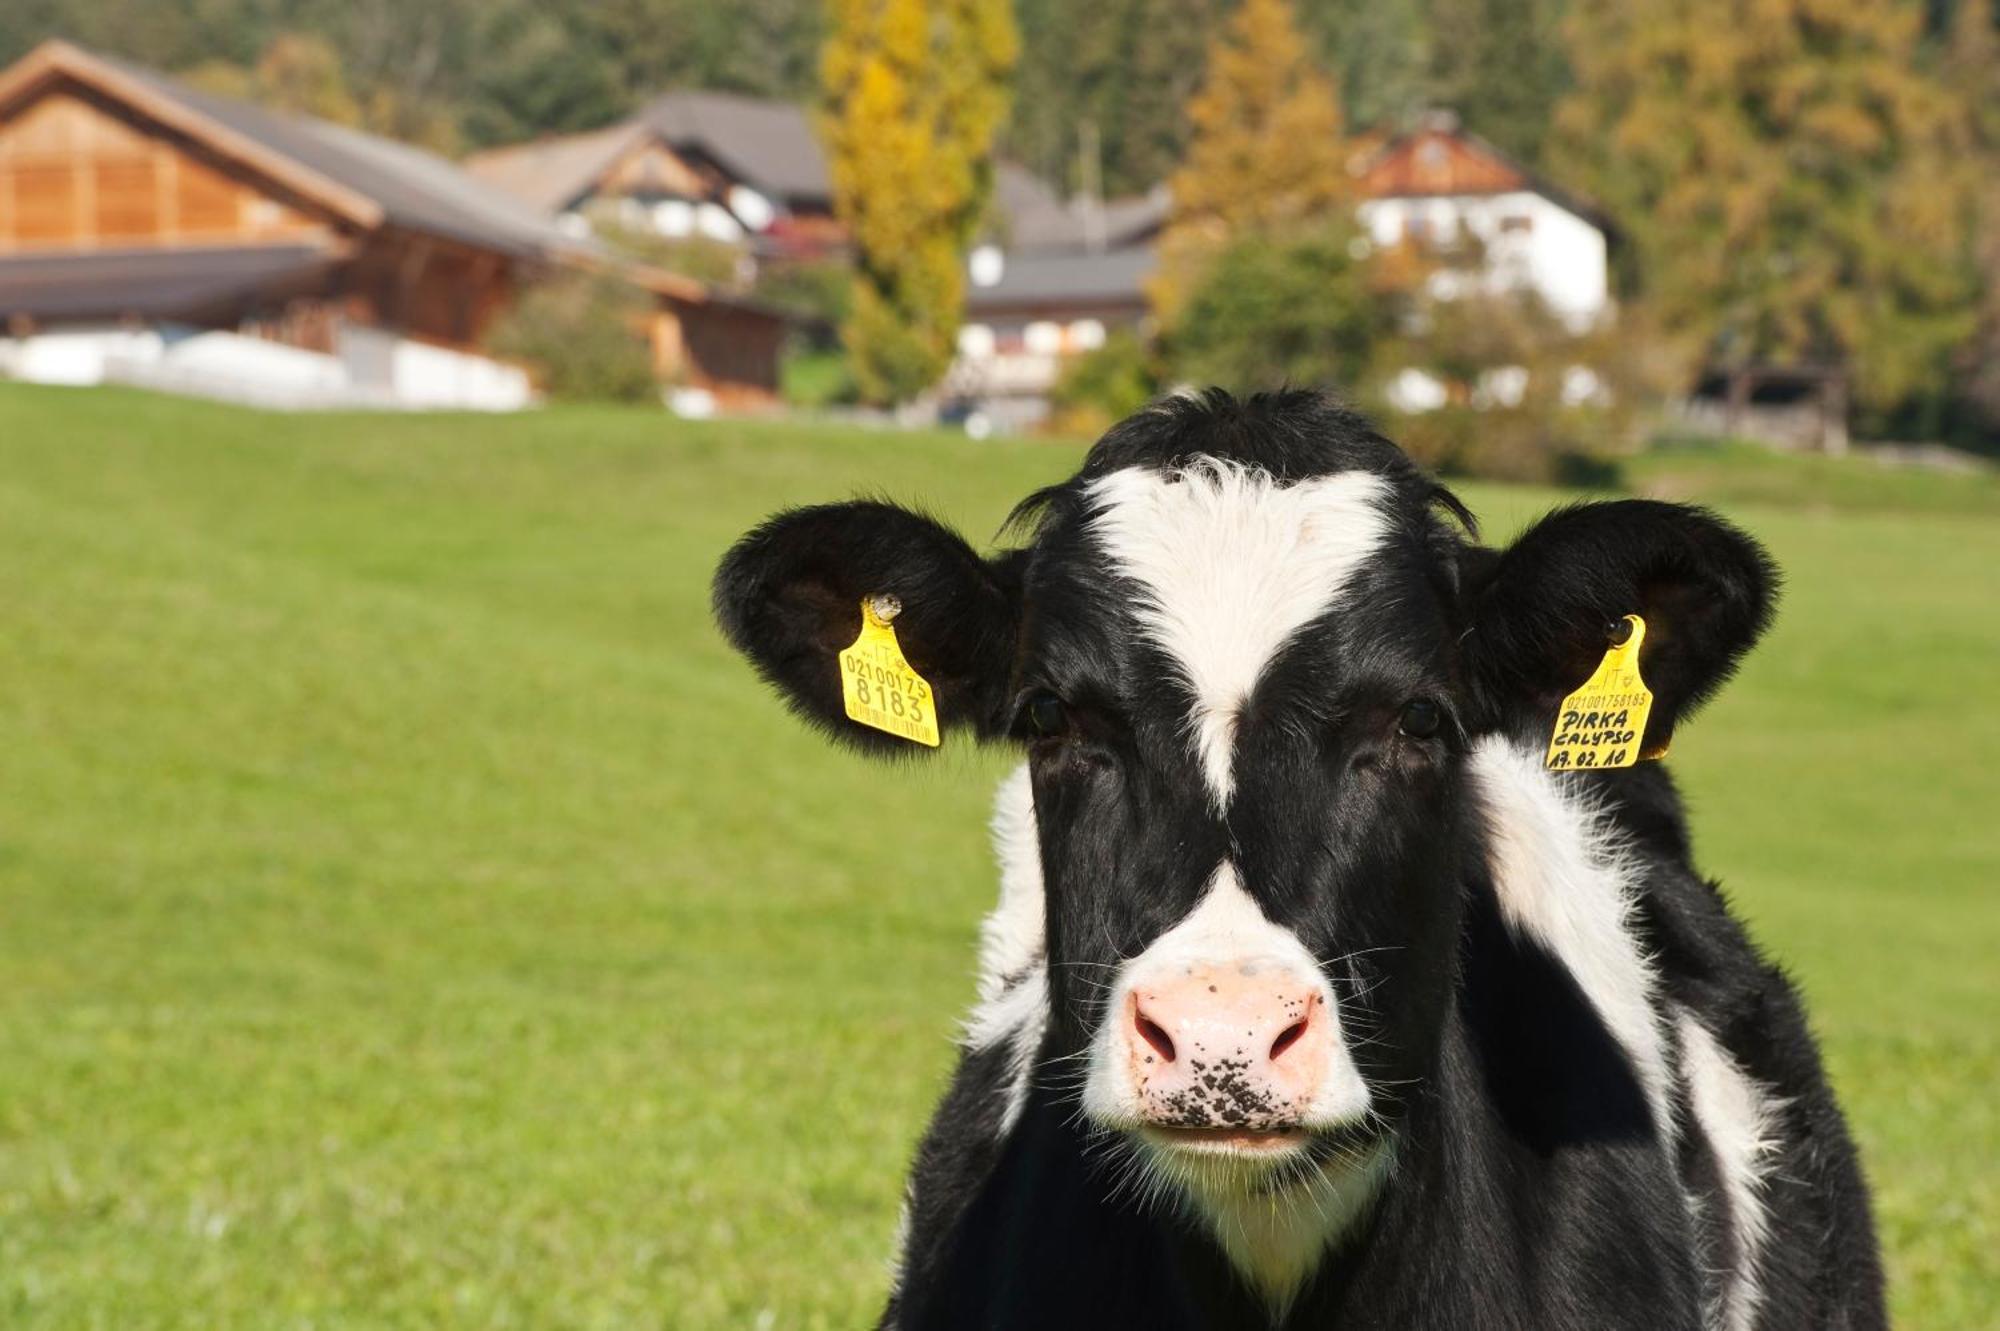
713;391;1883;1330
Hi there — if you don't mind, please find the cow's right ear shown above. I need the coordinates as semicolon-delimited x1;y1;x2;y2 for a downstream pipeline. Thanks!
712;501;1026;754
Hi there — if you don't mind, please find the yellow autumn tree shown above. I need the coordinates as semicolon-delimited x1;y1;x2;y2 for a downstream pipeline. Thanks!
1552;0;1975;416
180;34;363;130
1150;0;1351;324
821;0;1018;405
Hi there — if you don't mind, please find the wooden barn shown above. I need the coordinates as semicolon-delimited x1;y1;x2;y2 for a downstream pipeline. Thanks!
0;40;784;409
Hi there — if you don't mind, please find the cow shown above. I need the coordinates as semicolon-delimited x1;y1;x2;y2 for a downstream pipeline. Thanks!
712;390;1883;1330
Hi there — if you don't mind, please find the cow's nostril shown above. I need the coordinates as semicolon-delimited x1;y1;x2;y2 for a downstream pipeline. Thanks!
1269;1017;1309;1062
1134;1009;1177;1063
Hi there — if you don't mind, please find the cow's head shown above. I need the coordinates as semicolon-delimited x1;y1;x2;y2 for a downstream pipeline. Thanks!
714;391;1773;1262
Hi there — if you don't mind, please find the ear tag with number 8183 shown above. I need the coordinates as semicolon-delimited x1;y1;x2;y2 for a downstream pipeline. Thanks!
839;595;940;747
1545;614;1655;772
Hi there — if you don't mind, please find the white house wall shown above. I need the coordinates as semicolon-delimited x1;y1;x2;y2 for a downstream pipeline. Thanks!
1357;190;1608;328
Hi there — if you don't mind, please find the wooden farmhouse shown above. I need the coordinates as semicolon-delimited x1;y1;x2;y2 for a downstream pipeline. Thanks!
0;41;784;410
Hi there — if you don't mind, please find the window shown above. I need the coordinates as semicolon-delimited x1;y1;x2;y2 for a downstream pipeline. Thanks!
1067;319;1106;352
957;323;996;359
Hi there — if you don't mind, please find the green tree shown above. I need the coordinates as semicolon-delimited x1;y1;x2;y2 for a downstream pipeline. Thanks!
1169;223;1382;394
820;0;1017;405
1422;0;1567;165
1298;0;1433;138
1010;0;1221;196
1553;0;1975;417
1050;330;1161;435
1151;0;1352;323
459;11;626;146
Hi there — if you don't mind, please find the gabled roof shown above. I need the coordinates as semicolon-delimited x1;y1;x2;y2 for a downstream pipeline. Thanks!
994;162;1169;254
460;122;650;215
463;92;833;218
1353;115;1615;234
637;91;830;205
0;40;580;258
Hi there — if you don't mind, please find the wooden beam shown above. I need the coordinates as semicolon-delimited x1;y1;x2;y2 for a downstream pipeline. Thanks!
154;137;175;243
73;150;93;248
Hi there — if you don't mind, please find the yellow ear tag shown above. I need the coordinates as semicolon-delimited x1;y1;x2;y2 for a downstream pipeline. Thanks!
1545;614;1655;772
839;595;941;747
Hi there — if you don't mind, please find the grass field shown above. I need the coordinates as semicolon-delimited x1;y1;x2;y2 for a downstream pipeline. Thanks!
0;384;1994;1328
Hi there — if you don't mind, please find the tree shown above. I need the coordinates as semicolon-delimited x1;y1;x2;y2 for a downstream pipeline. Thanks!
179;32;366;131
460;11;626;147
820;0;1017;405
1297;0;1432;140
1150;0;1353;323
1552;0;1976;419
1170;224;1382;395
1422;0;1568;165
253;33;362;125
1945;0;2000;442
1009;0;1221;197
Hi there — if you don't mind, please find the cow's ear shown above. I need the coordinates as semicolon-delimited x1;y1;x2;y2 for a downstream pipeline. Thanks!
1460;500;1777;752
713;500;1025;754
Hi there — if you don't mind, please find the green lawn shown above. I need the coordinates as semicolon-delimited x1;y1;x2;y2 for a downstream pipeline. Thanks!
0;384;1993;1328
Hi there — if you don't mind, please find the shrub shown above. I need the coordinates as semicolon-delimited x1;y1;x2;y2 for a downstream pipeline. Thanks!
486;271;658;404
756;258;852;331
1372;288;1662;484
781;347;857;409
1167;224;1383;396
1048;330;1160;436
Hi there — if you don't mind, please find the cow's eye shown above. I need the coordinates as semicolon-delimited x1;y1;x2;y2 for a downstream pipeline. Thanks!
1023;690;1071;739
1398;698;1443;739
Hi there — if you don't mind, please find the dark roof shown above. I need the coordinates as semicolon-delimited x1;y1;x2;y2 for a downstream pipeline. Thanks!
992;163;1169;253
966;245;1155;312
639;91;831;204
79;48;579;257
0;244;334;321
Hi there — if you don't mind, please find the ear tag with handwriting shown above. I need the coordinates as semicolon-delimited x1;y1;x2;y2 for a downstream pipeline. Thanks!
1545;614;1654;772
839;595;941;747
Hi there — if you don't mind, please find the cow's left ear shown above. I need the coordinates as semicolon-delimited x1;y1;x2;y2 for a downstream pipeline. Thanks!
712;500;1025;754
1459;500;1778;752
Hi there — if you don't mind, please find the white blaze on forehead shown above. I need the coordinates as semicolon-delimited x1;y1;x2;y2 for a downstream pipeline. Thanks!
1086;461;1391;805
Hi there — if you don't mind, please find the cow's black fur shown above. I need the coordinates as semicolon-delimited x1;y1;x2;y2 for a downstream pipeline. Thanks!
713;391;1882;1330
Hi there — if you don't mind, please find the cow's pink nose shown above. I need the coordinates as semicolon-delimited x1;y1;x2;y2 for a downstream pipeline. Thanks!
1124;966;1331;1130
